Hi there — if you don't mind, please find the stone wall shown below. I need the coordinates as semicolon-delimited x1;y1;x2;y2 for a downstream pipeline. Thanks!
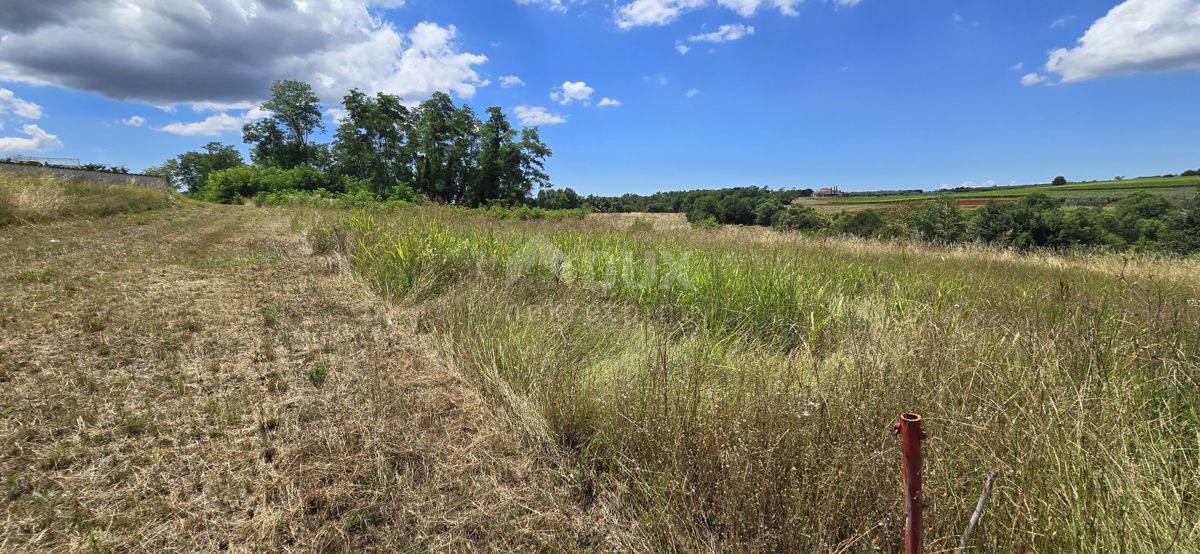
0;162;170;189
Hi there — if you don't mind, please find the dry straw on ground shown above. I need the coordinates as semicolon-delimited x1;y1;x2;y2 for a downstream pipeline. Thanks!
1;201;636;551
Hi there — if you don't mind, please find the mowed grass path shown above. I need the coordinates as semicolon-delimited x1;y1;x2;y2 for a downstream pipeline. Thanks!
0;202;627;551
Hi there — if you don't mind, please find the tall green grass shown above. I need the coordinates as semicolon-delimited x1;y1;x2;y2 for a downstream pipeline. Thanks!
0;175;173;226
315;207;1200;551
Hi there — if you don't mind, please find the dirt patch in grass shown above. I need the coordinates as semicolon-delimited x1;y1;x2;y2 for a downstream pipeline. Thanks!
0;201;631;551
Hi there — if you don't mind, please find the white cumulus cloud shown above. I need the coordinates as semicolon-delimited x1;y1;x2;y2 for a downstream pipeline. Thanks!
598;97;622;107
515;0;567;12
551;81;596;105
1021;72;1049;86
616;0;707;29
0;87;43;120
615;0;859;29
513;105;567;126
1033;0;1200;84
717;0;802;17
0;124;62;152
500;75;527;88
160;108;267;137
690;23;755;42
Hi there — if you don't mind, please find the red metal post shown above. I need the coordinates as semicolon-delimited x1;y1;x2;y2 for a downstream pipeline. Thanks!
895;413;925;554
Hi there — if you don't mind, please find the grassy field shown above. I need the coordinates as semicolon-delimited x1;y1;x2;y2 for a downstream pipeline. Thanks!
4;178;1198;551
0;198;630;551
799;175;1200;211
0;174;174;226
312;206;1200;552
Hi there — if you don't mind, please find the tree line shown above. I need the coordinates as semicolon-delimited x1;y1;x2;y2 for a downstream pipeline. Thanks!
770;192;1200;255
576;178;1199;255
150;80;552;206
580;186;814;223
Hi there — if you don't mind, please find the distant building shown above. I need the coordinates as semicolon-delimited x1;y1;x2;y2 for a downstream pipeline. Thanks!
813;186;843;197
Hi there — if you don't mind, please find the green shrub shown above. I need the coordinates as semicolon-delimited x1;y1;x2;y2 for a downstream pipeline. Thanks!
1165;191;1200;254
831;209;888;238
203;165;344;203
772;205;829;232
904;197;967;243
691;215;720;229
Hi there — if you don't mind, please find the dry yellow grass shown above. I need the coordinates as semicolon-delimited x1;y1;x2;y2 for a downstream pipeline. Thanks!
0;178;68;224
0;201;633;551
588;212;691;232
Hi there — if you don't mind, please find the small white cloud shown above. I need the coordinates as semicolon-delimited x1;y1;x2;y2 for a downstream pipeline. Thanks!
516;0;567;12
716;0;806;17
550;81;595;105
686;88;700;97
513;105;567;126
953;12;979;29
0;88;43;120
1050;15;1076;29
500;75;526;88
689;23;755;43
1021;72;1049;86
1010;62;1024;71
186;101;258;112
160;113;243;136
0;124;63;152
598;97;622;107
121;115;146;128
615;0;849;28
616;0;708;29
676;43;691;55
159;108;267;137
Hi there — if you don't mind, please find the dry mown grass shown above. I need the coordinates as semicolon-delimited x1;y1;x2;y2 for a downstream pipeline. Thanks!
0;202;629;551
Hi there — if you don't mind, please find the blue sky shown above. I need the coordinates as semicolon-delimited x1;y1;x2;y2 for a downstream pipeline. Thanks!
1;0;1198;195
